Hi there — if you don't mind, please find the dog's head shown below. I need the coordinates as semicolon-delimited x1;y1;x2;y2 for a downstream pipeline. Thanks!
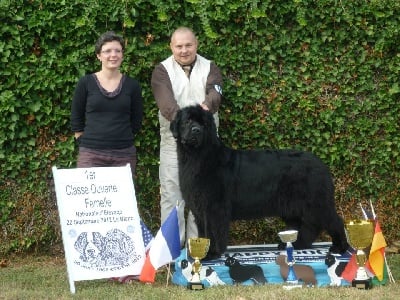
324;253;337;267
74;232;104;263
275;255;287;266
224;255;239;267
180;259;190;270
170;105;216;149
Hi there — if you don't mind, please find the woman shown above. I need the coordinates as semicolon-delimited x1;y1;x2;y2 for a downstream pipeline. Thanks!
70;31;143;179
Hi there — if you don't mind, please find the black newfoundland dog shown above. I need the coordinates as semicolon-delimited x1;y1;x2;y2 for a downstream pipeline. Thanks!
170;105;349;258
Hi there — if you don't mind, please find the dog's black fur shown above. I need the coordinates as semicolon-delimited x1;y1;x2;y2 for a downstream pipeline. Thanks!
170;105;349;258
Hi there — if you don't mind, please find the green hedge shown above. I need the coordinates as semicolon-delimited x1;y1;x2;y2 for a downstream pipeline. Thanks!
0;0;399;254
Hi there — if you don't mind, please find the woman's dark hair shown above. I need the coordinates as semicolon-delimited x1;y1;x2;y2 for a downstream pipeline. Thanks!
94;31;125;54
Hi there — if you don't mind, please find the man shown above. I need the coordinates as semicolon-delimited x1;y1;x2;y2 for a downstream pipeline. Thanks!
151;27;223;247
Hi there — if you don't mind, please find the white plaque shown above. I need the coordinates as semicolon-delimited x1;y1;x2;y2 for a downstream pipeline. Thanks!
52;164;145;293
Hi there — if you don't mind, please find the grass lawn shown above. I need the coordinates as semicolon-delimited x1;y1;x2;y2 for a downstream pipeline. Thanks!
0;253;399;300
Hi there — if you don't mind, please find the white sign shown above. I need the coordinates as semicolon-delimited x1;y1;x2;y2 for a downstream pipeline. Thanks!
52;164;145;293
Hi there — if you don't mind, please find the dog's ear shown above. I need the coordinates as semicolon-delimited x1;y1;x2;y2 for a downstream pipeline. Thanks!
202;108;213;126
224;257;231;266
201;108;218;141
74;232;88;253
92;232;105;248
170;110;181;138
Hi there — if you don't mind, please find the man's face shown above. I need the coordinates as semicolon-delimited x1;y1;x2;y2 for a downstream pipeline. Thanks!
170;31;198;66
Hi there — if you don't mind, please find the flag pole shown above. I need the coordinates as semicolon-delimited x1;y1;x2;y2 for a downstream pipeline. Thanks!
165;203;181;286
359;203;367;220
384;254;396;283
369;199;376;220
165;263;172;286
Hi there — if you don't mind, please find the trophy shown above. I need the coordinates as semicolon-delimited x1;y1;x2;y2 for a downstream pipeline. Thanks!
187;237;210;290
345;219;374;289
278;230;302;289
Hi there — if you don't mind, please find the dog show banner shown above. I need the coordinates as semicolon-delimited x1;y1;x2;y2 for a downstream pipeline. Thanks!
52;164;145;294
172;243;353;287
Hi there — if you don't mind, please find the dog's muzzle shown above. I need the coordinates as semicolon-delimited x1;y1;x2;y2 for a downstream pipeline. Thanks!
181;126;202;146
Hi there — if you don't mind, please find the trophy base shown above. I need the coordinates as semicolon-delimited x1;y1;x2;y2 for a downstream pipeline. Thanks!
282;281;303;290
187;281;205;290
283;284;303;290
352;278;372;289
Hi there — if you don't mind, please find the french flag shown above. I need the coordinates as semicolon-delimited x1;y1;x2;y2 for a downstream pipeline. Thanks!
139;206;180;283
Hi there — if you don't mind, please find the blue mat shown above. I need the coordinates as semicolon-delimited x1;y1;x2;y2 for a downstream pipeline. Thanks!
172;242;352;287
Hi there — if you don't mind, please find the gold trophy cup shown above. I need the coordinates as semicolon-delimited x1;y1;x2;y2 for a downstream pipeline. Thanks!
187;238;210;290
345;219;374;289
